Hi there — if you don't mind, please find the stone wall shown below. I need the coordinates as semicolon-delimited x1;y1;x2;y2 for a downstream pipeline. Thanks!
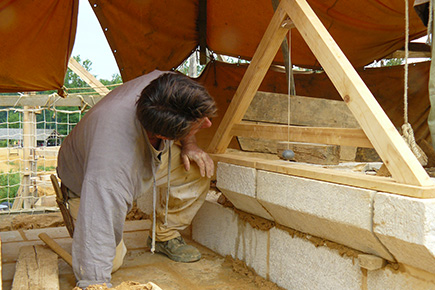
192;162;435;289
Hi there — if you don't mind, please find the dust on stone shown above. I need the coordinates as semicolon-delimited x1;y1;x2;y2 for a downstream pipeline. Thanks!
223;256;285;290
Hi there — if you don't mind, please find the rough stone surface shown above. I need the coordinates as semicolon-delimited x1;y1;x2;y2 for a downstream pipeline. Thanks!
192;199;269;277
367;267;435;289
256;170;393;260
269;227;362;290
191;193;435;289
373;192;435;272
192;200;239;258
358;254;385;270
217;162;273;220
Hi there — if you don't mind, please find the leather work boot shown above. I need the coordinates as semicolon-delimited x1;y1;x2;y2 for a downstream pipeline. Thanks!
147;236;201;262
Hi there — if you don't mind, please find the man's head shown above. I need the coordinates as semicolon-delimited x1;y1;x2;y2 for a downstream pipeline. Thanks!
136;73;217;140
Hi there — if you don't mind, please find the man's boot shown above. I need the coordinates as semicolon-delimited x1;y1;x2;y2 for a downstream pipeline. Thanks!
147;236;201;262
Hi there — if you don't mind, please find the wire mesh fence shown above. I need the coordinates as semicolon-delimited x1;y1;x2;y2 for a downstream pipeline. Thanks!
0;104;85;214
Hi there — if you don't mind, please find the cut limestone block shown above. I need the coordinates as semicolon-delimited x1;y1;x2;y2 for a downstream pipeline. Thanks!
373;192;435;273
367;266;435;289
216;162;273;220
12;245;59;290
192;193;435;290
256;170;394;260
277;141;340;165
269;227;363;290
192;199;269;278
355;147;381;162
358;254;386;270
237;137;279;154
244;92;360;128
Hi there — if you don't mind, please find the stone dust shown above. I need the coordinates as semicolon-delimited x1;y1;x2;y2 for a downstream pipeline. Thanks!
72;281;154;290
235;208;275;231
275;224;362;260
223;255;285;290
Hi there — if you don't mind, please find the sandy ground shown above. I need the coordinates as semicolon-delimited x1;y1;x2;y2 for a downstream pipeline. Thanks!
0;147;58;204
2;212;284;290
0;147;57;172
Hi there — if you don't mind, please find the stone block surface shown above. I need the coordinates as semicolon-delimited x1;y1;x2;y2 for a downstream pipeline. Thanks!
192;199;269;277
192;199;239;258
257;170;393;260
217;162;273;220
374;192;435;273
368;267;435;289
269;227;362;290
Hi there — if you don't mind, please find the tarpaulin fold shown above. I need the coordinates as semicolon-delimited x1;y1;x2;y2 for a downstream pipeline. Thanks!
0;0;78;92
0;0;427;91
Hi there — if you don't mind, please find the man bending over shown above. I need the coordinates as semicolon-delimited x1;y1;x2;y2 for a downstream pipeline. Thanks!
57;71;217;288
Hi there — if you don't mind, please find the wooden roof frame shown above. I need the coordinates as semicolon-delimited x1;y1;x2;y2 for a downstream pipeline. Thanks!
208;0;435;197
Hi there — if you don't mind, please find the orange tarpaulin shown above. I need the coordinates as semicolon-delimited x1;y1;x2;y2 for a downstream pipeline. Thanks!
0;0;78;92
207;0;428;69
89;0;198;82
0;0;428;92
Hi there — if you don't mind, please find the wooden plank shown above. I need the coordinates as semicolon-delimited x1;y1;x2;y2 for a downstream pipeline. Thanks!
277;141;340;165
244;92;360;128
207;5;289;154
231;122;372;148
39;233;72;267
211;153;435;198
0;95;103;107
12;245;59;290
68;57;110;97
281;0;431;186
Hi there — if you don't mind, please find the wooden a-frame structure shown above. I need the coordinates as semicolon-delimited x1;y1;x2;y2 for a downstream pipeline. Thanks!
208;0;435;198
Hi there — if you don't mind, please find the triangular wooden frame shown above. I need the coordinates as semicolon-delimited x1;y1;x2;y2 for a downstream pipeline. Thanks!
207;0;433;188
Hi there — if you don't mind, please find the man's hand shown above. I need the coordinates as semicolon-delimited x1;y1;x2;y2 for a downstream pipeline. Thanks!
180;136;214;178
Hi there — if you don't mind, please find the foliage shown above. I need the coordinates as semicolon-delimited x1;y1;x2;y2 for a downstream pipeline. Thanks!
367;58;404;68
0;170;21;203
37;165;56;172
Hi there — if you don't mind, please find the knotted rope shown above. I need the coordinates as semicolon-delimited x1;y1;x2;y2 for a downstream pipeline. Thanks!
403;0;428;166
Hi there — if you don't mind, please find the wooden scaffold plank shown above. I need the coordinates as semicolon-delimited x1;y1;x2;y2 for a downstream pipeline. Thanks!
11;245;59;290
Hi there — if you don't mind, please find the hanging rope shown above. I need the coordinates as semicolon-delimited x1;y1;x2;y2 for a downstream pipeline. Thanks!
427;0;434;46
402;0;428;166
287;29;292;149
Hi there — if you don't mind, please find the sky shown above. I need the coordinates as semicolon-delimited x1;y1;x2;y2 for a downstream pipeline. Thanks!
71;0;120;80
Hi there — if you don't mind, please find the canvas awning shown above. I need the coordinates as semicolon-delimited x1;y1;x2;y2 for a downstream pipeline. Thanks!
0;0;428;92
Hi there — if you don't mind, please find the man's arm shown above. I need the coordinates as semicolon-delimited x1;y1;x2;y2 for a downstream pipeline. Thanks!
180;134;214;178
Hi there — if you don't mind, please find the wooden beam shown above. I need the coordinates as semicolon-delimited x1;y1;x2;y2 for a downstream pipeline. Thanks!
11;245;59;290
211;153;435;198
386;50;430;59
207;5;288;153
198;0;208;65
231;122;372;148
0;94;103;107
39;233;72;267
68;57;110;97
245;92;360;128
277;141;340;165
280;0;431;186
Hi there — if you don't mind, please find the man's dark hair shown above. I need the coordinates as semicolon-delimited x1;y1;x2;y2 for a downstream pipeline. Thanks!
136;73;217;140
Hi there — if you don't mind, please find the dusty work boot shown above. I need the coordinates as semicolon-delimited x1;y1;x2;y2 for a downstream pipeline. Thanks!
147;236;201;262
